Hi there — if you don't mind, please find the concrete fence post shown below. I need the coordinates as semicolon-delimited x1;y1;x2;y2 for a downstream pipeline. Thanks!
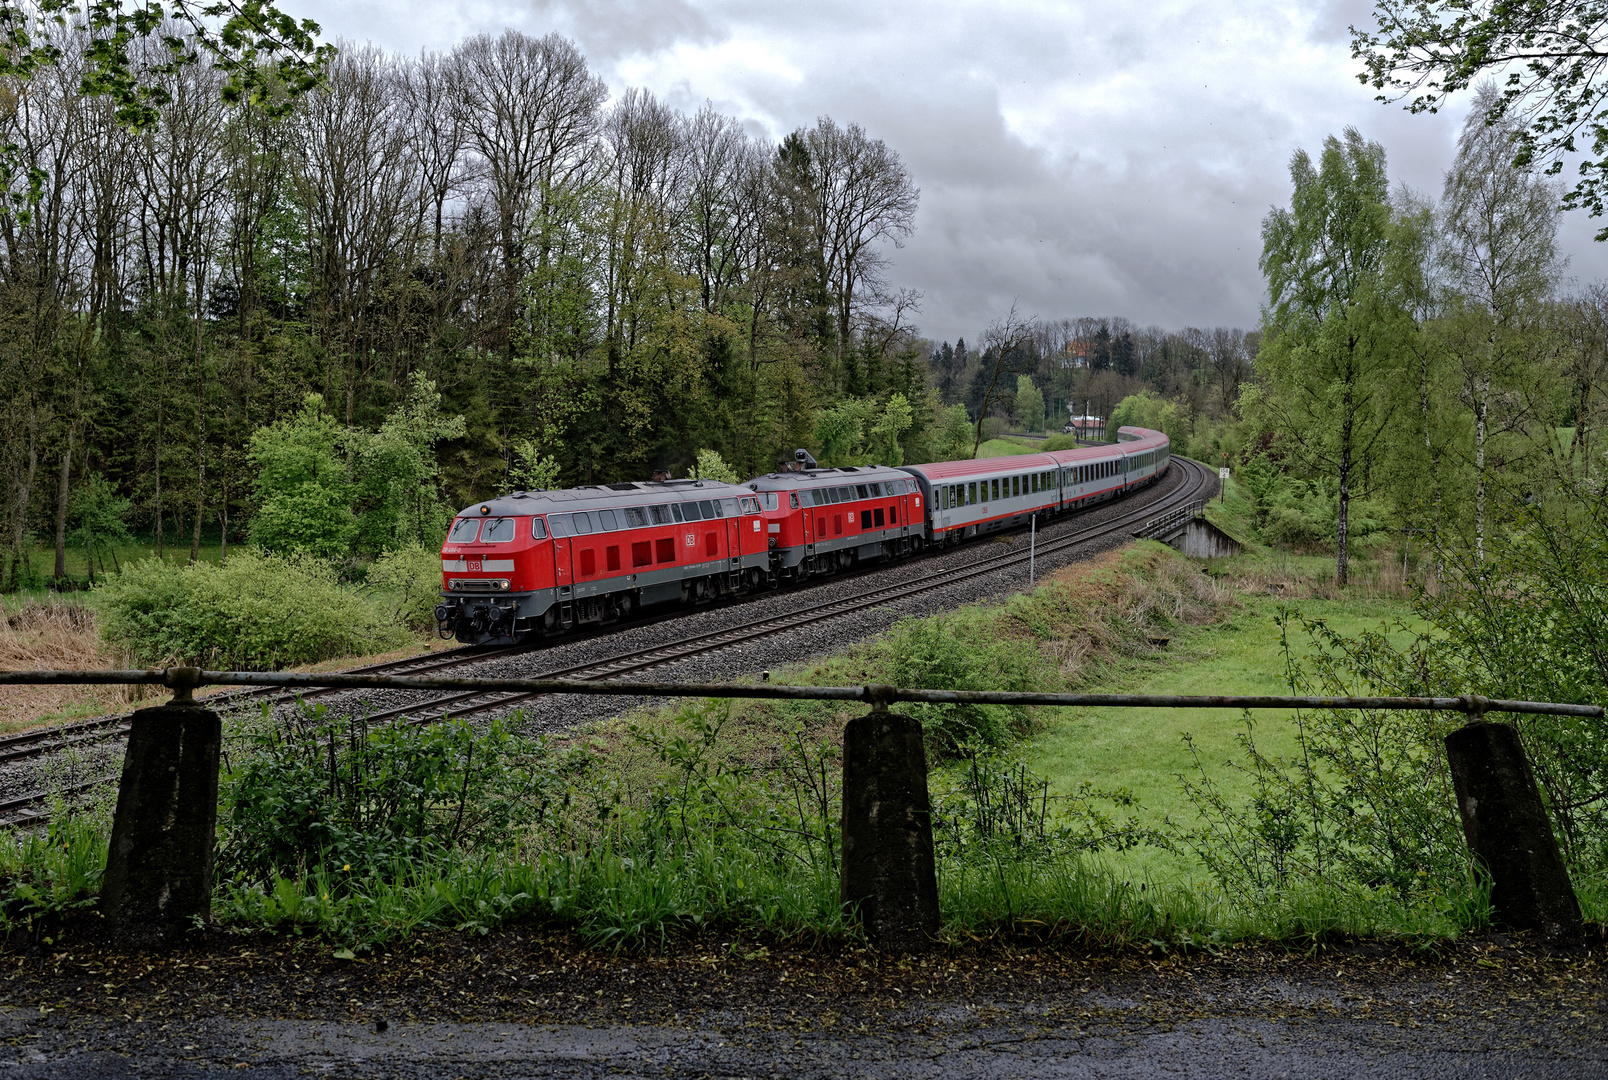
839;688;940;951
1444;716;1582;941
101;668;222;947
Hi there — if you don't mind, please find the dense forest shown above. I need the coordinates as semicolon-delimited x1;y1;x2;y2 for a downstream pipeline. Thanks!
8;18;1600;597
0;21;1257;587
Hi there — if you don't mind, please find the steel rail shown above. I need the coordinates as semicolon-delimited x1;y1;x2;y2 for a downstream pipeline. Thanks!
0;667;1597;718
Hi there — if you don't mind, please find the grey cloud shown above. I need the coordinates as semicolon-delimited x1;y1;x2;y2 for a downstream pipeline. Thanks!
319;0;1608;341
527;0;723;59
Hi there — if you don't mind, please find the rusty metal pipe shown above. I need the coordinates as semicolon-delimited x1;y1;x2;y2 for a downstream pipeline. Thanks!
0;669;1599;718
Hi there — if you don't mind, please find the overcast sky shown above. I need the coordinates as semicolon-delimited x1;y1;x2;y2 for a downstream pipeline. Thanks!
312;0;1608;345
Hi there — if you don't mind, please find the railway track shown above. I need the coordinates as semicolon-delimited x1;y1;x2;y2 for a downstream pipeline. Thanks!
0;458;1210;823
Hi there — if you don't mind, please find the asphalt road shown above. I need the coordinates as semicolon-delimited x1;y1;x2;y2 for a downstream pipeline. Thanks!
1;929;1602;1078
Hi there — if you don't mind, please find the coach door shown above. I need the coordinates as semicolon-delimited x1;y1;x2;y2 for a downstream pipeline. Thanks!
549;514;575;608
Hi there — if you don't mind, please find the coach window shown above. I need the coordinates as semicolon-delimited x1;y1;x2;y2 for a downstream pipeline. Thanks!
683;501;703;521
531;517;548;540
650;505;672;525
569;514;593;536
672;504;686;523
624;507;649;528
697;499;714;518
598;509;618;531
448;518;480;543
548;515;570;538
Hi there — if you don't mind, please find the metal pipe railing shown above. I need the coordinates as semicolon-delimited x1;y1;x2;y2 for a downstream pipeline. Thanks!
0;667;1598;718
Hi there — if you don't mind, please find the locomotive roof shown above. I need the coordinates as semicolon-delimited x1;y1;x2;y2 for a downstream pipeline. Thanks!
453;479;750;518
747;464;914;489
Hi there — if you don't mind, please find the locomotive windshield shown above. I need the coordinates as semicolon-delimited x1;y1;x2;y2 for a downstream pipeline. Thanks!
481;517;517;542
448;518;480;543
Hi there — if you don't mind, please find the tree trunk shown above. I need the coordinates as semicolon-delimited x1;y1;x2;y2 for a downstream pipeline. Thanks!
1475;377;1489;564
190;396;205;566
10;433;38;587
1336;449;1351;587
52;427;73;581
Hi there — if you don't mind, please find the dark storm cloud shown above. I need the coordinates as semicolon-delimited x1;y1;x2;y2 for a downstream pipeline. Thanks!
317;0;1608;341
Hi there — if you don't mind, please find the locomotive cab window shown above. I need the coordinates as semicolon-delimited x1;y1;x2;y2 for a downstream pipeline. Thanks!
740;496;760;514
482;517;518;542
448;518;480;543
789;492;799;509
531;517;548;540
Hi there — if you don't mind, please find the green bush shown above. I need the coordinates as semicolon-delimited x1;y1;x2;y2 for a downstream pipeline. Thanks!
884;615;1044;756
98;551;407;668
366;545;444;631
219;708;579;883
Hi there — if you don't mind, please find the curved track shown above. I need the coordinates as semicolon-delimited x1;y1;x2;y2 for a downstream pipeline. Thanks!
0;458;1211;824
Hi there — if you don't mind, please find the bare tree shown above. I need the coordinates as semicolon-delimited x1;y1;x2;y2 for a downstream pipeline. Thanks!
973;303;1036;456
804;117;919;389
450;30;607;356
294;42;424;422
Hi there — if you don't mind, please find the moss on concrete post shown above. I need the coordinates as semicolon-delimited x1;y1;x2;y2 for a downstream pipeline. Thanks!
101;673;221;947
1445;719;1582;941
840;694;940;952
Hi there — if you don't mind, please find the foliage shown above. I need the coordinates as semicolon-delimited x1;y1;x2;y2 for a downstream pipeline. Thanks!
364;544;444;631
931;403;974;461
0;815;105;931
508;441;562;493
219;707;579;883
1251;127;1419;584
246;395;355;559
883;614;1044;757
693;448;741;483
65;471;133;581
344;373;466;554
1352;1;1608;237
97;550;405;667
1013;375;1045;433
812;394;917;467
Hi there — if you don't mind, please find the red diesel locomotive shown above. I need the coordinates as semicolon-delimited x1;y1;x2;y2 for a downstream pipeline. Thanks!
438;426;1171;644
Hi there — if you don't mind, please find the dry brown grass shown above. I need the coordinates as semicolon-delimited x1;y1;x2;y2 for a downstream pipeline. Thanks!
1214;556;1422;601
0;600;148;731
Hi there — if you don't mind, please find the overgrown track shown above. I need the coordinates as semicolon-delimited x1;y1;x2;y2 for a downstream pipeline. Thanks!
0;458;1209;824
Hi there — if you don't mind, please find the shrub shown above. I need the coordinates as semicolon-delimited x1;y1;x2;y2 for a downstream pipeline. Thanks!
884;614;1043;756
366;545;444;631
98;551;406;668
218;707;580;883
